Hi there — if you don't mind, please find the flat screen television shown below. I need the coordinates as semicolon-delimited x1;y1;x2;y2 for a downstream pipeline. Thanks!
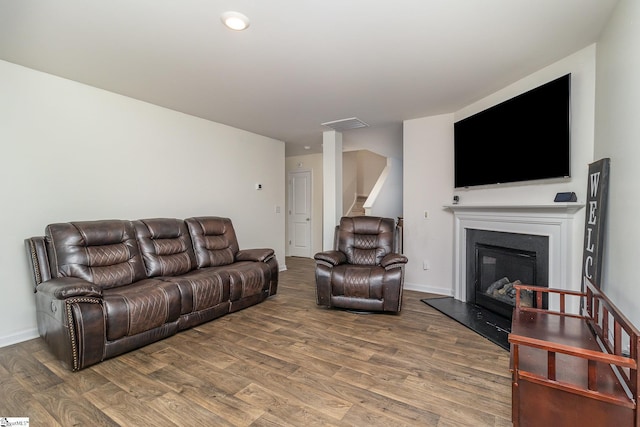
454;74;571;188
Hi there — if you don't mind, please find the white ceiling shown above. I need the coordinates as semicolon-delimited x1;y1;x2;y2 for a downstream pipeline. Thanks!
0;0;619;156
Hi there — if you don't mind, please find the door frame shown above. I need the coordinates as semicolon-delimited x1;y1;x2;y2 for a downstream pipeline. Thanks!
287;169;313;258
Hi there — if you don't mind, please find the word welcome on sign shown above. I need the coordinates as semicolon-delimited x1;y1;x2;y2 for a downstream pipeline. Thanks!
582;158;610;289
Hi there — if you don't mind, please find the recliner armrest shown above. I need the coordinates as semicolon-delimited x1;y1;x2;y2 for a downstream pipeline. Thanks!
314;250;347;266
236;248;275;263
25;236;52;291
36;278;103;300
381;253;408;270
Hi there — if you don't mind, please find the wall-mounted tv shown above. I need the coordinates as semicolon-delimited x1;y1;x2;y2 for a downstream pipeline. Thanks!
454;74;571;188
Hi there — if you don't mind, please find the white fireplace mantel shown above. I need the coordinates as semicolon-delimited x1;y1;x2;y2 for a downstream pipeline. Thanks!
446;203;585;309
445;203;585;215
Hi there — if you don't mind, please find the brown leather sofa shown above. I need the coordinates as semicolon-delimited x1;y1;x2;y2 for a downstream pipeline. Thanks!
25;216;278;371
314;216;408;313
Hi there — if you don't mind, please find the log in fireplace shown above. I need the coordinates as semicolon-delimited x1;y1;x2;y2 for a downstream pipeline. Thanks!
466;229;549;319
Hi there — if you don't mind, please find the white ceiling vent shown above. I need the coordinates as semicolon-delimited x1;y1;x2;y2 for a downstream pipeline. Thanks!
321;117;369;132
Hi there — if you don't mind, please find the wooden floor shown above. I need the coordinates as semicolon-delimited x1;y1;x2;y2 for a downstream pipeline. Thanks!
0;257;512;426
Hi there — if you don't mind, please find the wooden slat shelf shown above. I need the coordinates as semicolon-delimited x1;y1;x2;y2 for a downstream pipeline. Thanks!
509;279;640;427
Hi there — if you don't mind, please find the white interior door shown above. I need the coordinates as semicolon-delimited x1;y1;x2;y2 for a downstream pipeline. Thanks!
288;170;312;257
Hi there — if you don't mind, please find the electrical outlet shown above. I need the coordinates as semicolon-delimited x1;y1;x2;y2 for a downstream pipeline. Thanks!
424;210;429;219
423;260;429;270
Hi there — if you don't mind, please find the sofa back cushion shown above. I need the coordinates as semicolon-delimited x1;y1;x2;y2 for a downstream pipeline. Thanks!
133;218;196;277
45;220;146;289
336;216;395;266
185;217;239;268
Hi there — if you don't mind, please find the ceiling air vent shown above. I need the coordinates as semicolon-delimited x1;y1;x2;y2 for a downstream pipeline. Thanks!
321;117;369;132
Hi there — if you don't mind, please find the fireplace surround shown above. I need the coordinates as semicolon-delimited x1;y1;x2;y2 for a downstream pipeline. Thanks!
448;203;584;314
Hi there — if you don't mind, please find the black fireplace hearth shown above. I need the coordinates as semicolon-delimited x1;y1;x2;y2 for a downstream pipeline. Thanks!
422;228;552;351
422;296;511;350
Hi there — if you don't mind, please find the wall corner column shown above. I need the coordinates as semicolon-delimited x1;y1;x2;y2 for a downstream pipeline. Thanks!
323;130;343;250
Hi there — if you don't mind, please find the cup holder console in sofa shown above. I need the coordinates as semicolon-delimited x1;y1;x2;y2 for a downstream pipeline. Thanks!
25;216;278;371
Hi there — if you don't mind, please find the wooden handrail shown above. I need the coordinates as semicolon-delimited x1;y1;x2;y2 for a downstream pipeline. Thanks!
509;335;637;369
514;284;585;297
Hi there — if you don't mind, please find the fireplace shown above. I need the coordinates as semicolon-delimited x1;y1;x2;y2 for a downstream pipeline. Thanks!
431;204;584;349
466;229;549;319
450;204;583;313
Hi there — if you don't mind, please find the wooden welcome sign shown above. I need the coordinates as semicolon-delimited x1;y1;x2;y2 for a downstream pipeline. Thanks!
581;158;610;289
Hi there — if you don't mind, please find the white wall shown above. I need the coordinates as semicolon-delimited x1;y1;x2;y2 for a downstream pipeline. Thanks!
343;123;403;159
403;45;597;295
367;157;404;223
403;114;456;294
594;0;640;328
342;151;358;214
357;150;387;196
0;60;285;346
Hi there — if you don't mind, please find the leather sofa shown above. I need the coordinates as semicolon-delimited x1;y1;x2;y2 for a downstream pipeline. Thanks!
25;216;278;371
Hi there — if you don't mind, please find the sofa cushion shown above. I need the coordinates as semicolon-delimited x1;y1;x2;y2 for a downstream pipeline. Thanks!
103;279;181;341
225;261;271;301
336;217;395;266
329;264;384;300
133;218;196;277
45;220;146;289
167;268;230;314
185;217;240;268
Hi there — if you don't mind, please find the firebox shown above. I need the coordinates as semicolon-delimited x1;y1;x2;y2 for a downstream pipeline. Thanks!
466;229;549;319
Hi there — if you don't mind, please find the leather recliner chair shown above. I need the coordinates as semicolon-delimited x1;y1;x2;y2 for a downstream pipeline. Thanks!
314;216;408;313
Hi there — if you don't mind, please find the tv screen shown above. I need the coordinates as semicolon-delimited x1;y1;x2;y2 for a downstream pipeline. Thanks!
454;74;570;188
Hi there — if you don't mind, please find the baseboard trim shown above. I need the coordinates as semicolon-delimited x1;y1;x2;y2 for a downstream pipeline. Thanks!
404;281;453;297
0;328;39;348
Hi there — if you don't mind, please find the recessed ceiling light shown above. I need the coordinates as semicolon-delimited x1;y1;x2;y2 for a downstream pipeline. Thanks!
221;11;250;31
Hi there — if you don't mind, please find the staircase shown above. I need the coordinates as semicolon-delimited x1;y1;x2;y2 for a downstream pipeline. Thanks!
349;196;367;217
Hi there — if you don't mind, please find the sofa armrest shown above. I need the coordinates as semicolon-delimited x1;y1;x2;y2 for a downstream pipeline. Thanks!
236;248;275;263
381;253;408;270
314;250;347;267
36;277;103;300
35;278;104;371
25;236;52;291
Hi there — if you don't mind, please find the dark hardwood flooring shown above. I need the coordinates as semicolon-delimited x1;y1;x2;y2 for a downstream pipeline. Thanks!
0;257;512;426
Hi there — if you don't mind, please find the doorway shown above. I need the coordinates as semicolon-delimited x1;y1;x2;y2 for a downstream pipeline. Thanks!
287;170;312;257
